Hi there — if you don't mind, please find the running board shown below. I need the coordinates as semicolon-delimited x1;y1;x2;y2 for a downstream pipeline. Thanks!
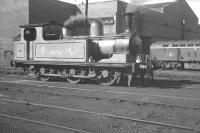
41;74;92;79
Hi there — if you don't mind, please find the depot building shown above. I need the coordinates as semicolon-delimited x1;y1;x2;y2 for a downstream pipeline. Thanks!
0;0;199;66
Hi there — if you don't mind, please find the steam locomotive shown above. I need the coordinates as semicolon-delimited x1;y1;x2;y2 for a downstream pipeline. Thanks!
12;20;153;87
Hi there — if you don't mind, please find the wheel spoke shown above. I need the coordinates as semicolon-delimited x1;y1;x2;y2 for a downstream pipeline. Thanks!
40;76;50;81
99;70;117;86
36;73;50;81
66;68;81;84
66;76;81;84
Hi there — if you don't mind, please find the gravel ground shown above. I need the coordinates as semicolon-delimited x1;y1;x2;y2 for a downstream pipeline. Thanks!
0;72;200;133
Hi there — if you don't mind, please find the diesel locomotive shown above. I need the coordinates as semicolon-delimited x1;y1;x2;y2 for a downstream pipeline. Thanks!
12;20;153;87
151;40;200;70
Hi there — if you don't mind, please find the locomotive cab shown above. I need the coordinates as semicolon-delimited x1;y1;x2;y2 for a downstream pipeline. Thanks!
14;25;39;63
14;23;65;66
23;23;64;41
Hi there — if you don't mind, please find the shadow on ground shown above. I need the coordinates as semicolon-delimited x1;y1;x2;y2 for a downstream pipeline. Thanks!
132;78;200;89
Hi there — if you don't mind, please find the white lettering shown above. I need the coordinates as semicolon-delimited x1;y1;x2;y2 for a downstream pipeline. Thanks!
41;47;46;54
49;50;62;56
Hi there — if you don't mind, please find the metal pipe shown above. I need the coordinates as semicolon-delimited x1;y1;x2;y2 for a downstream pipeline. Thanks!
85;0;88;35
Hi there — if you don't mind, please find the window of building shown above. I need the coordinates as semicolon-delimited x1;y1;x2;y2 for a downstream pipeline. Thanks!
101;17;114;25
103;24;115;36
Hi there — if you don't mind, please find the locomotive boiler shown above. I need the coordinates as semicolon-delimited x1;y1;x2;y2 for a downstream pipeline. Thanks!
13;21;153;86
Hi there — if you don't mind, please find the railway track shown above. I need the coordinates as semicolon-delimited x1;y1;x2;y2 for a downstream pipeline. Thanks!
1;73;199;88
0;84;200;111
0;113;92;133
0;80;200;110
1;78;200;132
1;79;200;100
0;98;199;133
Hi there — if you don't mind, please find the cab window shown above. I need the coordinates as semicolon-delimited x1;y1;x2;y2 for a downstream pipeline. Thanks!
43;24;63;40
24;28;36;41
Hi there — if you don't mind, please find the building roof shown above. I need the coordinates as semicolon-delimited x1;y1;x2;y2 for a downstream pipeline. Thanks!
126;2;173;14
20;23;63;28
141;2;173;9
126;0;195;15
126;4;155;14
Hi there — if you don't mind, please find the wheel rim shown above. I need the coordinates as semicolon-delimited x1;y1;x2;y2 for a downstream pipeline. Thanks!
36;73;50;81
66;77;81;84
40;75;50;81
66;68;81;84
99;70;117;86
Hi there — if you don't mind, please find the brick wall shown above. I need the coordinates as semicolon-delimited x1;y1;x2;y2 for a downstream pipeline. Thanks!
0;0;29;66
166;0;200;40
78;1;117;18
128;0;200;41
78;0;119;35
0;0;79;66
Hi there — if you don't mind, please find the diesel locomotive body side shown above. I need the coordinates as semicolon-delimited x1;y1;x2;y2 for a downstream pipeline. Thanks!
151;40;200;70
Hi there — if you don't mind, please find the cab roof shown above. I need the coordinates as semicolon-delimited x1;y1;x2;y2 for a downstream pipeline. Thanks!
20;23;63;28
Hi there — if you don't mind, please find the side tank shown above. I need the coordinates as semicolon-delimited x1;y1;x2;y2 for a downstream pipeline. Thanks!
64;20;143;62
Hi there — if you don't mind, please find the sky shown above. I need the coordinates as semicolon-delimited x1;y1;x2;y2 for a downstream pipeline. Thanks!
60;0;200;24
